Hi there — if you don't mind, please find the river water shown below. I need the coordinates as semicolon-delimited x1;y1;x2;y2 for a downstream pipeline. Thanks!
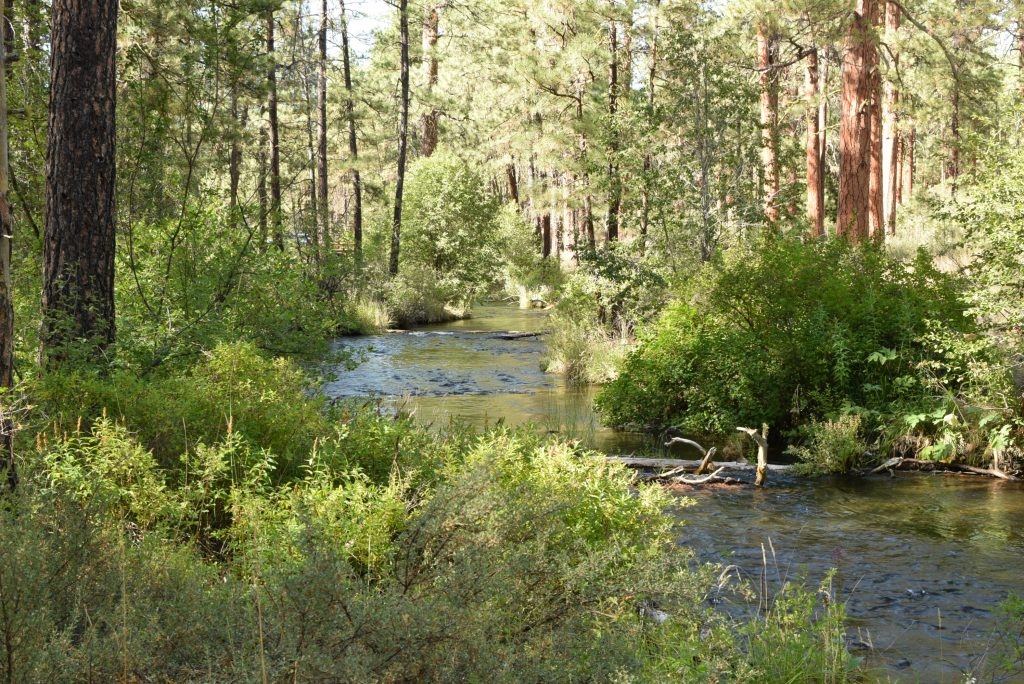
324;305;1024;682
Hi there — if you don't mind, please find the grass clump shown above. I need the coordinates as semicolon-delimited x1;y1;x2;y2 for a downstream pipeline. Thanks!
788;415;870;475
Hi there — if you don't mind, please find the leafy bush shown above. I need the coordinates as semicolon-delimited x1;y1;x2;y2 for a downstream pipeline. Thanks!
596;237;972;437
5;342;863;681
401;152;501;307
385;263;469;326
115;207;344;370
31;341;332;477
787;415;869;475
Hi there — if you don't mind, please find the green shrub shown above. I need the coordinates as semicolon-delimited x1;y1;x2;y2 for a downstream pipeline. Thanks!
596;237;972;437
787;415;870;475
385;263;469;326
31;341;333;478
401;152;501;307
4;366;863;682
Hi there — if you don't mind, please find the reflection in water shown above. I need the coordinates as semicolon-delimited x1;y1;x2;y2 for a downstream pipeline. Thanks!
322;305;655;453
325;305;1024;682
682;474;1024;681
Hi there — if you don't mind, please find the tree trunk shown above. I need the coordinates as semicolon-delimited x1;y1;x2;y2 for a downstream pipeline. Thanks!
317;0;329;254
640;0;659;255
868;8;884;242
895;132;903;205
805;49;824;236
1019;13;1024;96
881;1;900;235
0;0;15;488
305;70;318;262
228;93;245;231
541;213;552;259
948;85;960;195
421;4;439;157
903;125;914;202
606;18;620;243
267;9;283;250
757;23;780;222
41;0;118;365
836;0;876;243
389;0;410;277
507;163;519;204
339;0;362;259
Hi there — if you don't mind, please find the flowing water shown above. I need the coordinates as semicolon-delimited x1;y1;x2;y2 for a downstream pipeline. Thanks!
324;305;1024;682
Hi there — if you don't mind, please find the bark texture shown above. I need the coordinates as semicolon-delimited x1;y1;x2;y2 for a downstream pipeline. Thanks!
41;0;118;364
339;0;362;258
836;0;876;243
757;23;780;222
805;49;824;236
868;11;883;242
316;0;329;252
0;0;15;488
881;1;900;234
606;19;621;242
421;4;439;157
389;0;410;276
267;10;283;249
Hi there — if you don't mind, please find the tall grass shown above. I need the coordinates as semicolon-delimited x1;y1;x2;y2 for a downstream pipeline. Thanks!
544;319;630;385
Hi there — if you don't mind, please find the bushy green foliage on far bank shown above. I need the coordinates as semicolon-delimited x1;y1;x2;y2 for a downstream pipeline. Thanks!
598;237;969;434
594;236;1008;470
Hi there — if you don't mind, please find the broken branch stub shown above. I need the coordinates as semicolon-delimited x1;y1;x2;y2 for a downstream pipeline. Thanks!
736;426;769;487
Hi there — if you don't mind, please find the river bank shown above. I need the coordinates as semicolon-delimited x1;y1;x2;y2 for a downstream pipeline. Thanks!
327;304;1024;682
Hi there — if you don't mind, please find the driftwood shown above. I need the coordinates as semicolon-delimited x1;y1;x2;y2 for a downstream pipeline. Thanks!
869;457;1018;481
664;437;718;475
610;456;793;473
491;331;542;340
736;426;770;487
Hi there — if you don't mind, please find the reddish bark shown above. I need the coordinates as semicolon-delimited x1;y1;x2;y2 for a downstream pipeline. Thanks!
837;0;877;243
881;1;901;235
805;49;824;236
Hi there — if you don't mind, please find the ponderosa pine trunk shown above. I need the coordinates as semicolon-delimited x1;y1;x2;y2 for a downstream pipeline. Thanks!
909;125;917;200
868;6;884;242
0;0;14;488
881;1;900;235
819;54;828;198
421;4;439;157
40;0;118;365
389;0;410;276
837;0;876;243
805;48;824;236
948;85;960;195
542;213;552;259
267;9;283;250
228;92;245;230
316;0;329;252
507;163;519;205
606;19;621;243
640;0;659;254
757;23;780;222
1019;13;1024;95
339;0;362;258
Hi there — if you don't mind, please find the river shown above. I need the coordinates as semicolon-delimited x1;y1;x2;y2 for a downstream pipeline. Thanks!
324;305;1024;682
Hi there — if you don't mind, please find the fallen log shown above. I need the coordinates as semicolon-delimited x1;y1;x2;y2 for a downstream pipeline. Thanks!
609;456;793;473
664;437;718;475
868;457;1018;481
491;331;542;340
